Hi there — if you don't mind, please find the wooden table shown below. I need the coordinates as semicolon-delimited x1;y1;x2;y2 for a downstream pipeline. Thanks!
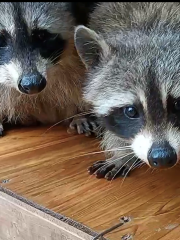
0;125;180;239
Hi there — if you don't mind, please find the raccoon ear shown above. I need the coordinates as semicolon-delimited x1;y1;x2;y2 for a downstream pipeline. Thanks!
74;25;109;69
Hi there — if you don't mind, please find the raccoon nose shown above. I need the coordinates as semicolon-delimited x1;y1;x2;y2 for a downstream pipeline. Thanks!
148;142;177;169
18;73;46;95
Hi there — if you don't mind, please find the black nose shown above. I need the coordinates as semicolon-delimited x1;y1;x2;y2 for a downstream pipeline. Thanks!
148;142;177;169
18;73;46;95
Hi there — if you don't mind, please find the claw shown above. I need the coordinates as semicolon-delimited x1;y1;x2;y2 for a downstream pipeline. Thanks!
95;164;115;179
88;159;134;180
68;114;99;136
88;161;105;174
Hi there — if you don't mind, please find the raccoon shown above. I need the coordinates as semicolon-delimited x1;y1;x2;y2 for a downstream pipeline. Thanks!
0;2;98;136
74;2;180;180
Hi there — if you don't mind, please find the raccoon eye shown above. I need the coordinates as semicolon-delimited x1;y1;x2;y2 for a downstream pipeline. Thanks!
0;31;7;47
174;100;180;111
32;29;51;42
124;106;139;118
36;31;46;41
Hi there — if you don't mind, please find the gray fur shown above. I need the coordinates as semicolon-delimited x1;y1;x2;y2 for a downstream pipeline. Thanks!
75;2;180;179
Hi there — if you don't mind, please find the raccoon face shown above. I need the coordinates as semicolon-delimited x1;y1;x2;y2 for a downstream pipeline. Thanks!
0;2;74;95
75;25;180;169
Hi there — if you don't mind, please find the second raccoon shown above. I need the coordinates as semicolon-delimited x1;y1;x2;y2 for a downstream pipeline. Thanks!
75;2;180;180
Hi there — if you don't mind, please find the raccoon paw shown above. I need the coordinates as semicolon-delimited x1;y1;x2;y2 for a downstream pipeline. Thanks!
68;114;99;136
0;123;4;137
88;158;139;181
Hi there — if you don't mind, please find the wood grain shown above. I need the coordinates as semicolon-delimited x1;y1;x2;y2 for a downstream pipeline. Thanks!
1;125;180;239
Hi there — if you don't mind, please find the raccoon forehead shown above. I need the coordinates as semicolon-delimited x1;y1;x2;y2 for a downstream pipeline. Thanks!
84;58;147;115
0;3;74;38
21;2;74;37
90;91;137;115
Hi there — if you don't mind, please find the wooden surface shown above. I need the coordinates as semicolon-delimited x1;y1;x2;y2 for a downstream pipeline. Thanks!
1;125;180;239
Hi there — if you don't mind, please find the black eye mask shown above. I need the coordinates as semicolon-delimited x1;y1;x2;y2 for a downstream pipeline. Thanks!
103;105;145;139
32;29;66;63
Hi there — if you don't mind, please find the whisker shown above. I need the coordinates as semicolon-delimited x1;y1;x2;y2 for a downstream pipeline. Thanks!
110;154;135;182
151;168;156;174
41;111;93;135
81;154;134;189
49;48;63;62
96;127;105;138
106;152;133;166
139;162;146;169
50;53;61;63
92;153;134;174
143;166;151;175
76;148;132;160
120;157;139;188
131;161;143;171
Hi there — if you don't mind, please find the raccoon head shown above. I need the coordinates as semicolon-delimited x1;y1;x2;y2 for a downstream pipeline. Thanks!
75;25;180;170
0;2;74;95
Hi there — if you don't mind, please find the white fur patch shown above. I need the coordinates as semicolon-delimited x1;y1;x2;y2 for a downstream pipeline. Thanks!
36;56;48;78
0;60;22;89
6;61;22;81
138;88;147;110
131;131;152;164
166;124;180;156
161;84;168;109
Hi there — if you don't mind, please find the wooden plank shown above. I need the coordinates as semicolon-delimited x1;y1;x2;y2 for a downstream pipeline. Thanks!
0;125;180;239
0;190;96;240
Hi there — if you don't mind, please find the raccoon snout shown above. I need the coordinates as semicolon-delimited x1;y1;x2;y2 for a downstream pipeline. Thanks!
18;73;46;95
147;142;177;169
